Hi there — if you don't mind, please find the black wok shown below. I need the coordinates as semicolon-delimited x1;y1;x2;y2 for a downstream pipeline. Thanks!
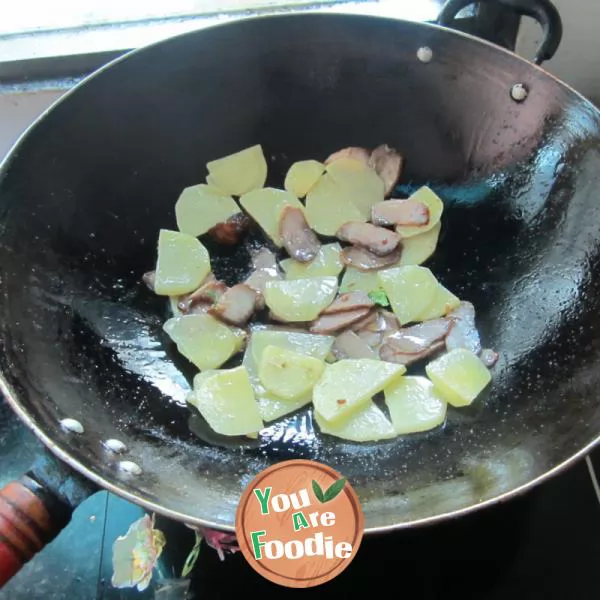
1;0;599;585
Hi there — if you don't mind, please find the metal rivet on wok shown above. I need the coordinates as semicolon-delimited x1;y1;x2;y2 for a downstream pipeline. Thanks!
118;460;142;476
510;83;528;102
59;418;84;434
417;46;433;63
103;438;128;454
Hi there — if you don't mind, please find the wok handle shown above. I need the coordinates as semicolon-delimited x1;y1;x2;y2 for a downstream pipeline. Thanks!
0;451;97;588
438;0;563;64
0;475;72;587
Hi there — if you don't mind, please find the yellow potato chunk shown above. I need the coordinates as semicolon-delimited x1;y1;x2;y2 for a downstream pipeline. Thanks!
280;243;343;280
249;328;334;365
339;267;381;294
396;186;444;239
417;284;460;321
175;184;240;237
305;173;366;236
205;144;267;196
191;366;263;436
314;401;396;442
399;221;442;266
284;160;324;198
163;314;241;371
313;359;405;424
258;345;325;401
154;229;211;296
425;348;491;407
377;266;439;325
192;369;220;391
257;395;313;423
239;187;304;246
263;277;338;322
326;158;385;218
384;375;447;434
205;174;229;195
242;327;334;421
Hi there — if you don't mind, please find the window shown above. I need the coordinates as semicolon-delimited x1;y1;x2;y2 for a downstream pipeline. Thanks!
0;1;444;81
1;1;443;36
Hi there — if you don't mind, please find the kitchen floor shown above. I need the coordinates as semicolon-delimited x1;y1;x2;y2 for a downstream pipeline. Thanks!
1;80;599;600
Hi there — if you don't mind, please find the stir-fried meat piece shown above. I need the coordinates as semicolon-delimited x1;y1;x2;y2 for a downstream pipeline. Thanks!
350;309;397;337
350;310;380;333
379;310;401;335
324;146;370;166
379;318;453;365
380;339;445;366
244;248;282;310
309;306;373;335
178;276;226;314
368;144;404;197
208;284;258;327
321;291;374;315
142;270;156;292
337;222;401;257
355;329;383;349
251;247;280;272
371;199;430;227
279;205;320;263
340;245;402;271
352;309;400;348
386;318;453;353
480;348;499;367
445;301;482;354
208;213;251;245
332;330;377;360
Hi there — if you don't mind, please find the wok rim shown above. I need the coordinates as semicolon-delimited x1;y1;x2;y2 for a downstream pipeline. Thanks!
1;10;600;534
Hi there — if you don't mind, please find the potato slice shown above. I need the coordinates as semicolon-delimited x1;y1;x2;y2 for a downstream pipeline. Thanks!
314;401;396;442
154;229;211;296
399;221;442;266
417;284;460;321
243;327;334;421
258;345;325;401
377;266;439;325
249;328;335;365
313;359;405;424
175;184;241;237
205;174;229;195
326;158;385;218
339;267;381;294
239;187;304;246
281;243;343;280
284;160;325;198
384;375;447;434
206;144;267;196
425;348;491;407
263;277;338;322
305;173;366;236
163;314;241;371
257;395;314;423
396;186;444;239
191;366;263;436
192;369;220;391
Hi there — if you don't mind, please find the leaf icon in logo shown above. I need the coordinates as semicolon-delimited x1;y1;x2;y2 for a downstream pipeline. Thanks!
312;480;325;503
323;477;347;502
312;478;347;503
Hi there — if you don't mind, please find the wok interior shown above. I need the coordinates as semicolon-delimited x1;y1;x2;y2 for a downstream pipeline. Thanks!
1;14;600;530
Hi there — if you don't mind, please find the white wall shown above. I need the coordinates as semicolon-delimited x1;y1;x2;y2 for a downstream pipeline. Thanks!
516;0;600;104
